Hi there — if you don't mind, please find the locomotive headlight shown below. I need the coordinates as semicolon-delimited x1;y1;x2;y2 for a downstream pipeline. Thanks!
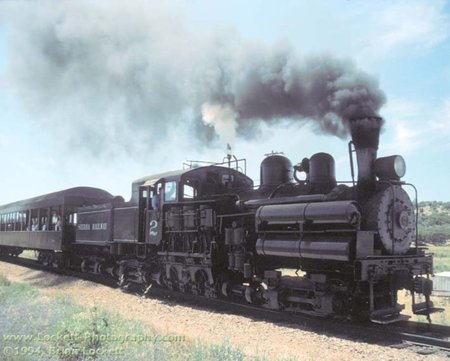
375;155;406;180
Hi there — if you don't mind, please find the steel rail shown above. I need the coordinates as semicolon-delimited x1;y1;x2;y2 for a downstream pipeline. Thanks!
1;255;449;355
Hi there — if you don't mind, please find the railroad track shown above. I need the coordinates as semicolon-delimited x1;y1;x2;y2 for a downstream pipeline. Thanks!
0;255;118;288
1;255;449;356
396;332;450;351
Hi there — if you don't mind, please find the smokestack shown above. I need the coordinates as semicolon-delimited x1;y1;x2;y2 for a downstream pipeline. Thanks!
349;117;382;198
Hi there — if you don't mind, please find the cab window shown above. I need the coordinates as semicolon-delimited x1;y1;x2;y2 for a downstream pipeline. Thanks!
164;181;177;202
183;184;196;199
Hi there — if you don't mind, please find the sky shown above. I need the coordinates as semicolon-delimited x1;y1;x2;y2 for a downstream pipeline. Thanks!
0;0;449;203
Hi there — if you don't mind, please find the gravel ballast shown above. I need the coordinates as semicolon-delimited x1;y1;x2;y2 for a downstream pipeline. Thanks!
0;261;446;361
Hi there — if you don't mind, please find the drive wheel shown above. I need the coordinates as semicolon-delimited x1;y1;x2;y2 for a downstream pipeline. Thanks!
195;271;208;296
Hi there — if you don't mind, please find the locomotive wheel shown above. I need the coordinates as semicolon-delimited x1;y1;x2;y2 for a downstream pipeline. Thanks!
118;273;130;291
138;266;153;295
51;252;64;269
143;282;153;296
168;267;179;292
195;271;208;296
38;251;52;267
117;265;130;291
332;292;349;317
11;249;23;257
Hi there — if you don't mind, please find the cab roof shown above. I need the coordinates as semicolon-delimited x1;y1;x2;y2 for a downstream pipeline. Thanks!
129;165;253;203
132;166;252;188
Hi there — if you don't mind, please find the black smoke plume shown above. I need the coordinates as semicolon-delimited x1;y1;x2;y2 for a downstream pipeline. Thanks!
1;1;386;157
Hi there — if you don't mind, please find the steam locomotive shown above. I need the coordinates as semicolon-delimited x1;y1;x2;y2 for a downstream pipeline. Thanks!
0;117;440;323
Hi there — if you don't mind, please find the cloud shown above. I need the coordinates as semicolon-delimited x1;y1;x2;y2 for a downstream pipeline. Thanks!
380;96;450;154
428;99;450;150
1;0;386;161
437;99;450;134
393;121;423;153
379;97;428;154
363;0;449;57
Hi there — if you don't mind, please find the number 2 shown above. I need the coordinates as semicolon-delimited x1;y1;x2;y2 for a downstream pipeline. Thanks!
149;220;158;236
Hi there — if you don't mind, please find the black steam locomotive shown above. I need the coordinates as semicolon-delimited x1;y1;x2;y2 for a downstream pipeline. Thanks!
0;117;440;323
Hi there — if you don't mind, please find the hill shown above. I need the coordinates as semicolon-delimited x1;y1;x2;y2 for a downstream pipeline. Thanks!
418;201;450;245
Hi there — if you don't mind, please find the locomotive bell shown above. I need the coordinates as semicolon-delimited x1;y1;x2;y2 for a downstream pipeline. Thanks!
259;154;293;187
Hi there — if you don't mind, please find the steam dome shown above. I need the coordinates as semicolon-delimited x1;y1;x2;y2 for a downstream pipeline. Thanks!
260;155;293;187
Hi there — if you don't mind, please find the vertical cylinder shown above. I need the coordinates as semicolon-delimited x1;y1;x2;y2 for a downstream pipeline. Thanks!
225;228;234;245
243;263;252;278
234;252;245;272
228;253;235;270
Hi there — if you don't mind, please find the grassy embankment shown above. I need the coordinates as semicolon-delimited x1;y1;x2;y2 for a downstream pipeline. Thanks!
424;244;450;325
428;244;450;273
418;201;450;244
0;274;296;361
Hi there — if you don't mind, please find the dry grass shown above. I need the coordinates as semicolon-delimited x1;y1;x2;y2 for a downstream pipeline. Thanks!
19;250;38;260
428;244;450;273
0;272;295;361
398;291;450;325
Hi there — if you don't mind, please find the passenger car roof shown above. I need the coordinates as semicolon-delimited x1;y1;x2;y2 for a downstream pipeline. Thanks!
0;187;114;212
